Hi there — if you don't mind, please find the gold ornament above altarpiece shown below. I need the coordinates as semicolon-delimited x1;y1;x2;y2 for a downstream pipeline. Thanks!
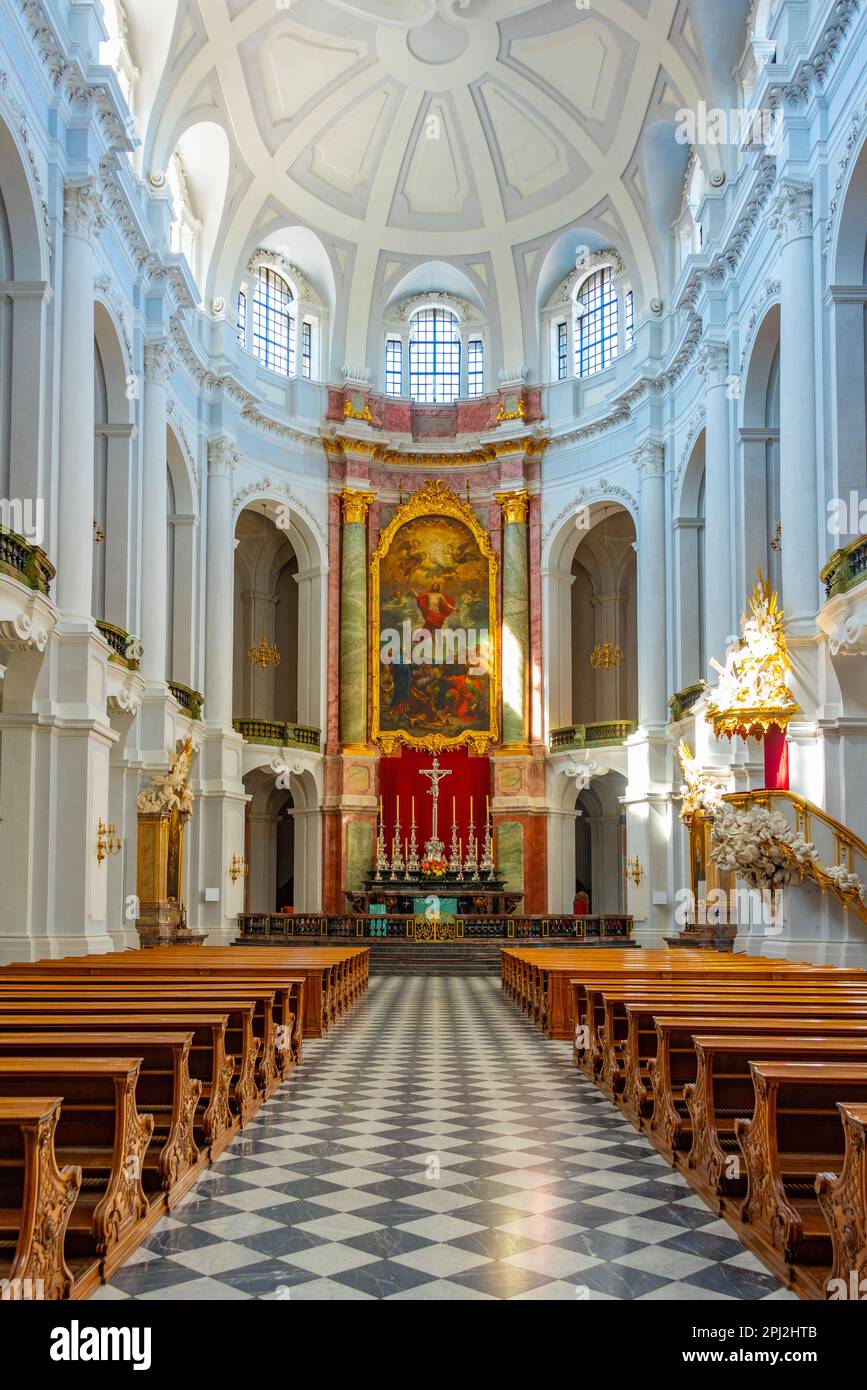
370;479;499;756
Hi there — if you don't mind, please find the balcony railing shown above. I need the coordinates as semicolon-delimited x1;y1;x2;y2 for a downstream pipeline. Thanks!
550;720;637;752
233;718;321;750
668;683;705;722
237;912;634;941
821;535;867;600
96;620;141;671
0;527;55;597
169;682;204;720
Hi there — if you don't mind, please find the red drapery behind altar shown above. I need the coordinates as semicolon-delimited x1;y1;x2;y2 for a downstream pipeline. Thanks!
379;749;492;861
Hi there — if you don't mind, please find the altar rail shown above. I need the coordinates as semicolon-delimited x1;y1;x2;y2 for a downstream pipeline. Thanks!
237;913;634;941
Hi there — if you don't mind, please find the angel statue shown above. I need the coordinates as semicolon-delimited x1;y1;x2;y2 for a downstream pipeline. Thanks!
137;738;195;820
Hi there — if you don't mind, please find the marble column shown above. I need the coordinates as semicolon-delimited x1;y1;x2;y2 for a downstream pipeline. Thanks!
140;339;173;681
635;441;668;728
495;489;531;748
770;180;819;630
698;340;734;671
57;180;104;621
339;488;375;750
205;439;238;728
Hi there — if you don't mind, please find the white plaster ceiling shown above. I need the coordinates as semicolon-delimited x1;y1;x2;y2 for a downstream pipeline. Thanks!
124;0;749;371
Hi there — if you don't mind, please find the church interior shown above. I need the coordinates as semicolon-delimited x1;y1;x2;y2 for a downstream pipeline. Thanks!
1;0;866;1318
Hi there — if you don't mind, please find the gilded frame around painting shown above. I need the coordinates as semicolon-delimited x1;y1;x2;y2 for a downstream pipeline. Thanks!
370;479;499;756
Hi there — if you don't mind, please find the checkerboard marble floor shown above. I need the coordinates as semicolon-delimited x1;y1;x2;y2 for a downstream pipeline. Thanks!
97;975;797;1301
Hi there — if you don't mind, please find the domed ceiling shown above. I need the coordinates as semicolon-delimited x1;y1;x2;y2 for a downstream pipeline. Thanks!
124;0;749;373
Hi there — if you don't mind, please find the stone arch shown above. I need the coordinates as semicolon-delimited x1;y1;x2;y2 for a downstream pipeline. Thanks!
674;426;706;687
740;302;782;604
232;493;327;734
543;496;638;736
166;422;198;686
828;130;867;506
0;112;50;506
93;300;135;630
241;759;322;914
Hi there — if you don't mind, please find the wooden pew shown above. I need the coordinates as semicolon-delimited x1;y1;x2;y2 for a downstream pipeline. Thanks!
3;946;367;1040
0;1000;261;1128
0;974;305;1073
0;1033;205;1206
0;1057;156;1291
582;982;867;1091
736;1061;867;1290
0;1097;81;1300
815;1103;867;1298
0;1012;236;1159
684;1036;867;1214
501;947;865;1038
619;1000;867;1129
0;982;292;1099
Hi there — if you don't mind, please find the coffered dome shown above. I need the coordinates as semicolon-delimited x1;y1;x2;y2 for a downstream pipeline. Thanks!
124;0;749;372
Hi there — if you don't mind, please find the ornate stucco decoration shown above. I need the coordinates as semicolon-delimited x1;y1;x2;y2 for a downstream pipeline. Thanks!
543;480;638;546
0;68;52;251
676;740;725;822
231;480;326;543
564;757;609;792
246;248;317;303
738;279;782;369
824;103;866;257
553;249;627;306
704;572;799;740
322;434;546;470
137;738;195;820
390;291;481;326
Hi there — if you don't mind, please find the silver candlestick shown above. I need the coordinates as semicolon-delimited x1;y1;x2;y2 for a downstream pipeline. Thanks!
447;814;462;875
407;817;421;876
374;819;389;881
480;818;495;880
464;821;479;881
390;819;404;878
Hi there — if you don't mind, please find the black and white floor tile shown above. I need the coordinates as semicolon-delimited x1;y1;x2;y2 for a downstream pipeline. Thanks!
96;976;797;1301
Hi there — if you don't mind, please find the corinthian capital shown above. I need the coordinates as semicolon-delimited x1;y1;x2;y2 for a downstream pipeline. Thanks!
143;339;174;386
493;489;530;525
633;441;665;479
63;179;107;239
697;340;730;389
340;488;376;524
768;179;813;244
207;438;239;476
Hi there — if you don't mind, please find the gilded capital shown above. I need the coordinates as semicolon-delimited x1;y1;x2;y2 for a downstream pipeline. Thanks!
340;488;376;524
494;489;530;525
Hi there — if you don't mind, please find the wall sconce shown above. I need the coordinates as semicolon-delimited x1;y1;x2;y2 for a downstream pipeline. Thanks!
97;819;122;864
229;853;248;884
624;855;645;887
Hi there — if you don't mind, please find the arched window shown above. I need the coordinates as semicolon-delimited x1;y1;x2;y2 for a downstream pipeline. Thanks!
252;267;296;376
409;307;461;403
575;268;619;378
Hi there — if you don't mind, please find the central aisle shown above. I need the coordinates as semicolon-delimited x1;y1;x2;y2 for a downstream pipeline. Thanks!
99;977;794;1301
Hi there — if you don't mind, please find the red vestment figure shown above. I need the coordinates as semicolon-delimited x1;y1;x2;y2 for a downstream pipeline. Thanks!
573;889;590;916
416;586;456;630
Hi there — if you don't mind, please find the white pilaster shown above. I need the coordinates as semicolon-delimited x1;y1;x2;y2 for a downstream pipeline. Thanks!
139;339;172;682
635;440;668;728
57;180;104;623
770;180;820;631
698;340;734;672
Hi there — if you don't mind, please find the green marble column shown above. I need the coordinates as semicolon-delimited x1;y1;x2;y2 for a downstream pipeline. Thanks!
495;490;531;748
339;489;375;750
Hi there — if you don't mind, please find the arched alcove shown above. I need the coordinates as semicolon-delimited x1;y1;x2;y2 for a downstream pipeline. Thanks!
675;428;707;686
828;133;867;506
575;773;627;915
166;423;198;687
571;510;638;726
93;300;135;631
741;303;782;604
